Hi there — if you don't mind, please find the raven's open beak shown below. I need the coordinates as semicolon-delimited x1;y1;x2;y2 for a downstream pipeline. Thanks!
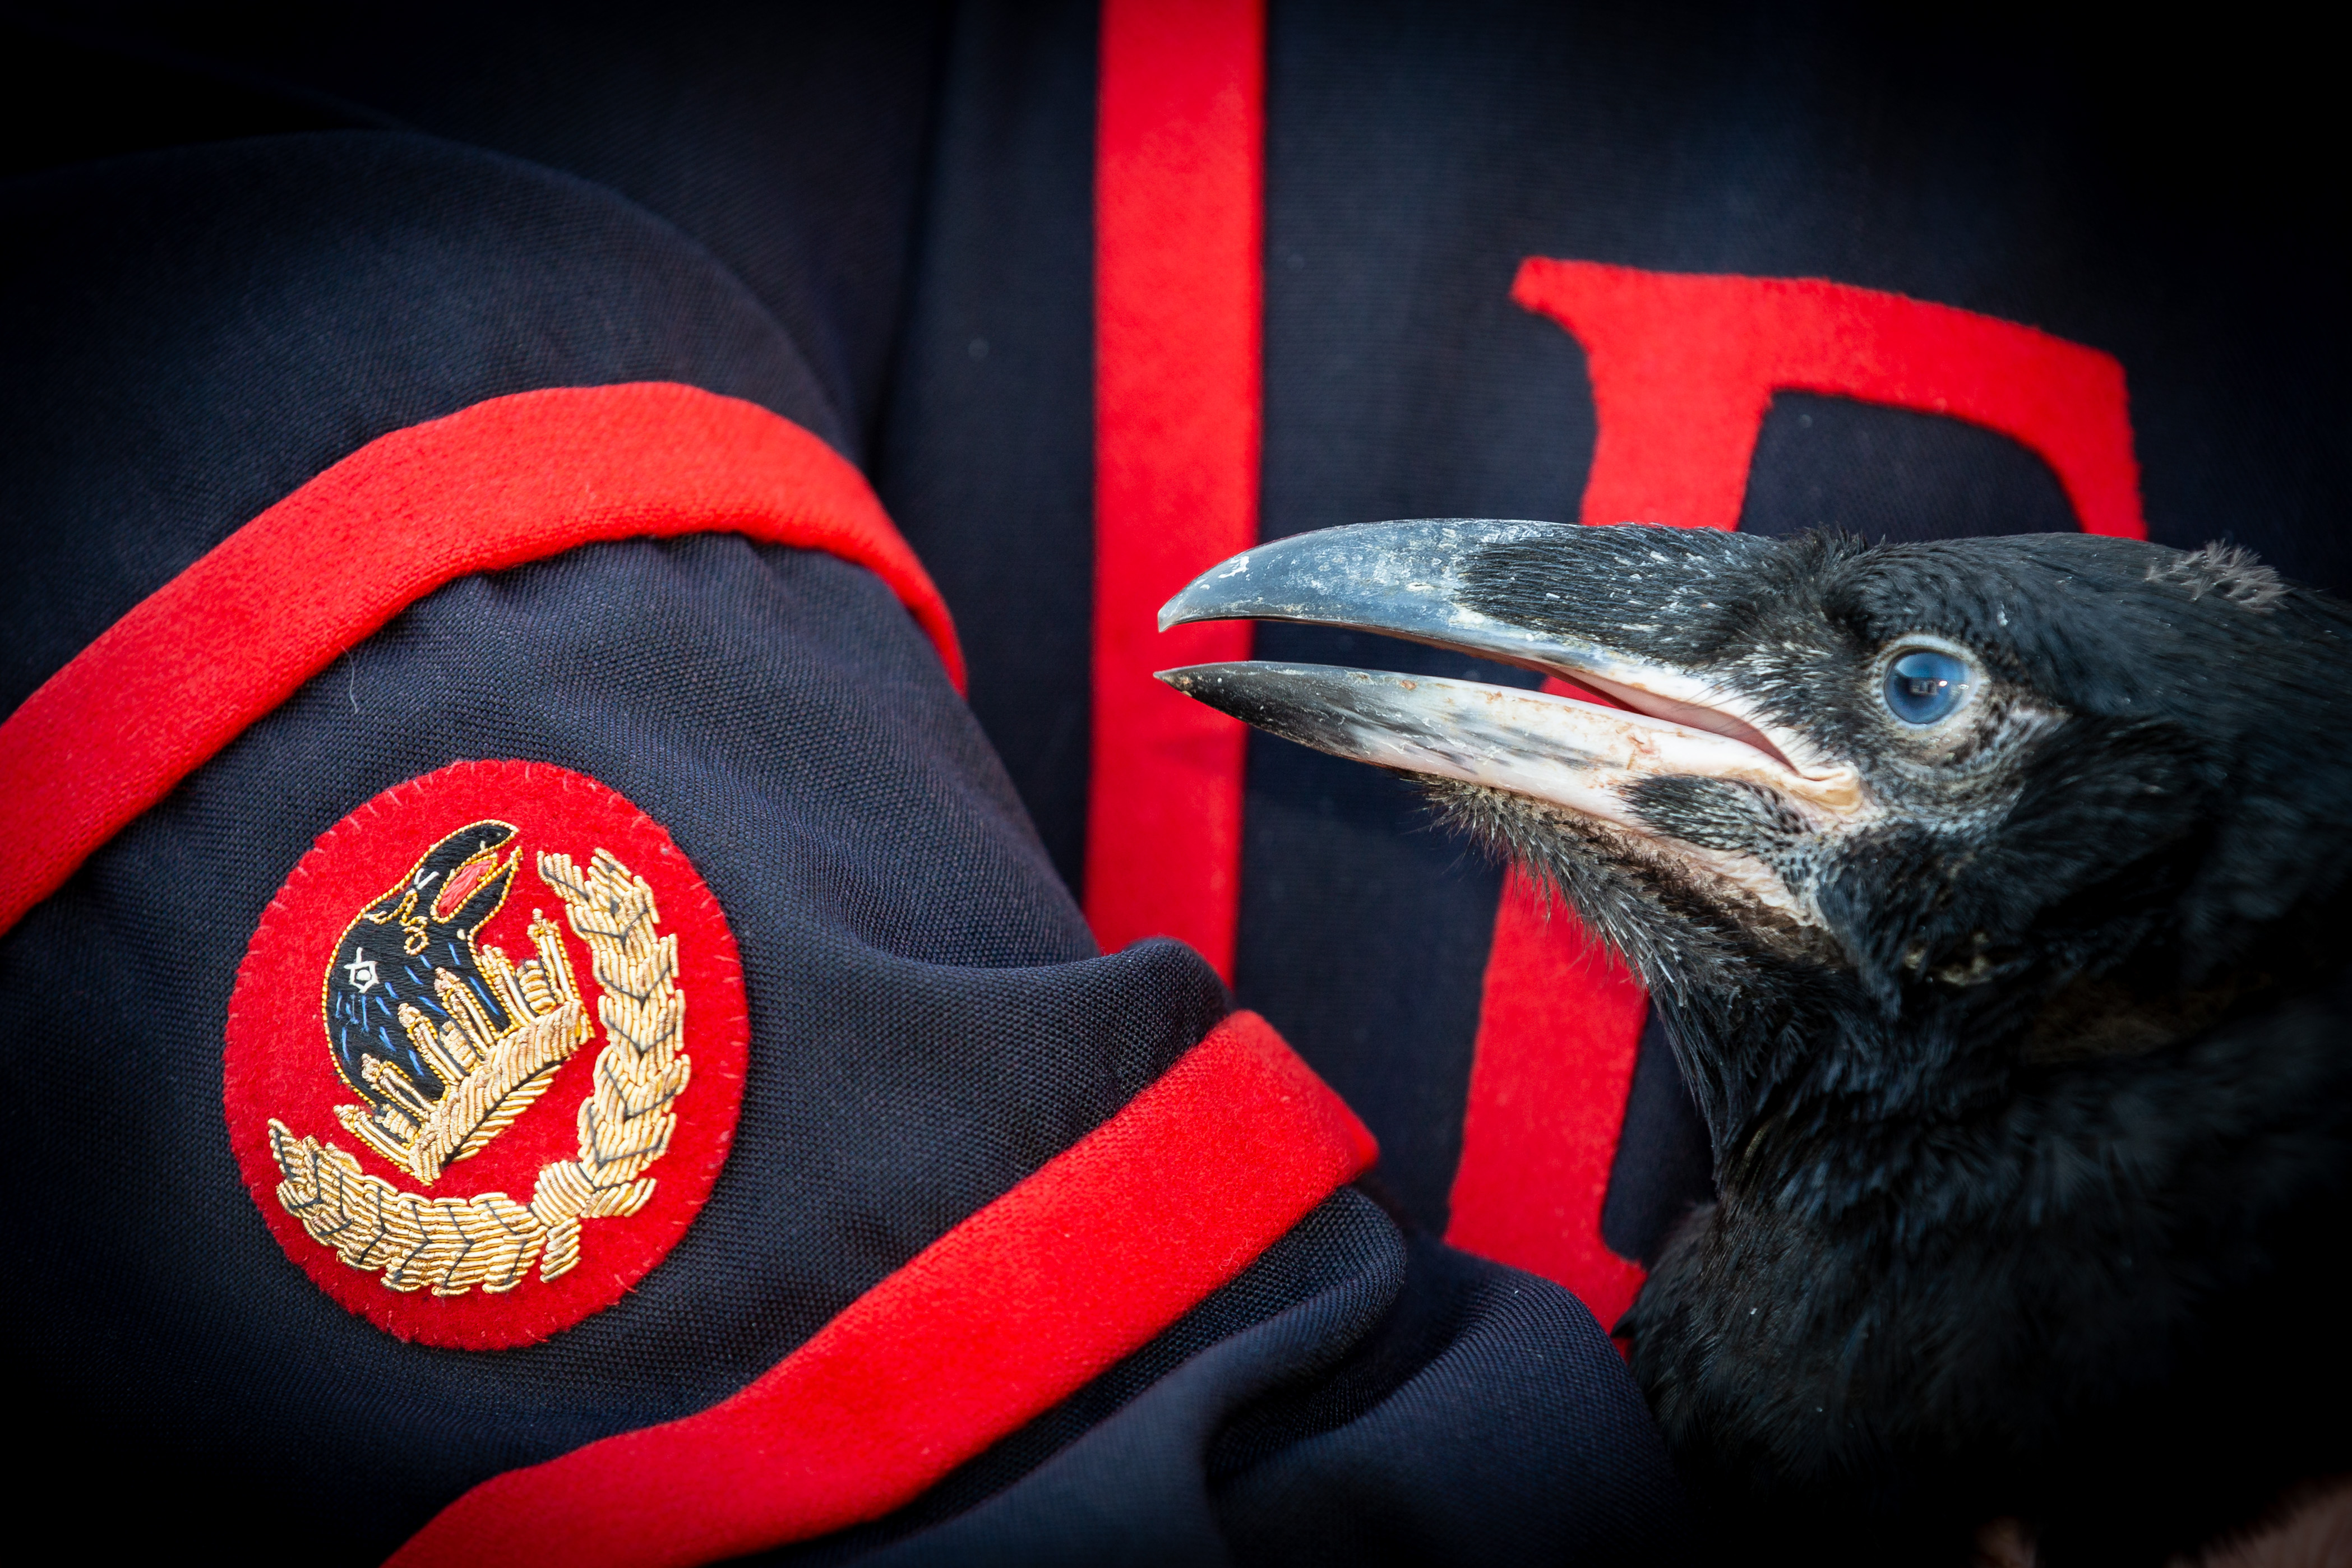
1157;520;1867;843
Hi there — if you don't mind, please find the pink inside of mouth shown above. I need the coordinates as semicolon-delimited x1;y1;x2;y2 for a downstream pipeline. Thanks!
1557;672;1801;772
1543;673;1633;711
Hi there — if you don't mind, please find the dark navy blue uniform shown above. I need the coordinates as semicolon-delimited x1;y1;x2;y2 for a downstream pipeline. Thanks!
0;4;2339;1561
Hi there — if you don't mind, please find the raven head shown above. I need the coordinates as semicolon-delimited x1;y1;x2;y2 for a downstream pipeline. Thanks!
1167;521;2352;1553
1162;520;2352;1202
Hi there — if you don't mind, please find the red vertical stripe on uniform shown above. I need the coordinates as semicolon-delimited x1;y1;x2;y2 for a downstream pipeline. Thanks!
1447;261;2147;1326
1445;872;1651;1329
1088;0;1265;981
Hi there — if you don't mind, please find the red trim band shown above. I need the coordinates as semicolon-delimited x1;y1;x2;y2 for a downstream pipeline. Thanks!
0;383;963;939
390;1009;1376;1568
1087;0;1265;982
1447;262;2147;1323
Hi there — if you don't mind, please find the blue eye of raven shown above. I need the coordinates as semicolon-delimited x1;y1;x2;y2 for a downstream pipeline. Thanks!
1883;648;1972;725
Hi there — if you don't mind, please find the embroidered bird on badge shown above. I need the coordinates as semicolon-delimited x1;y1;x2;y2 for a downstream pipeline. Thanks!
1159;521;2352;1564
324;819;592;1185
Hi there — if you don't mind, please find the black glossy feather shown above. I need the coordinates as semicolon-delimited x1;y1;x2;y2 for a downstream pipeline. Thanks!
1459;531;2352;1562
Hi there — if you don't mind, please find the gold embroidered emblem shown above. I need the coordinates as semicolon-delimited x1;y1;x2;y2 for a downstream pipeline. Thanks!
265;842;691;1296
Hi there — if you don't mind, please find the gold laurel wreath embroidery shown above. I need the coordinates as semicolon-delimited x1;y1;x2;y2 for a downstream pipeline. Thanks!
266;849;692;1296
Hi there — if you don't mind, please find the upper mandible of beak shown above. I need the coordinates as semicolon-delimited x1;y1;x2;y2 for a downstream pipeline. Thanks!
1162;520;1808;748
1157;518;1643;683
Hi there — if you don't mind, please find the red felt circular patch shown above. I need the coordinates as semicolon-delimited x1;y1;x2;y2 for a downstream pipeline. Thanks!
224;761;747;1348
